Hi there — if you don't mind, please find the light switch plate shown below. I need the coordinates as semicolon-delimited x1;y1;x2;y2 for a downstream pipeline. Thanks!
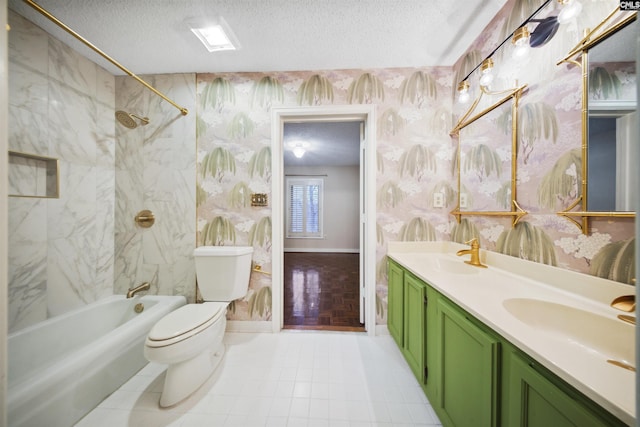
251;193;268;207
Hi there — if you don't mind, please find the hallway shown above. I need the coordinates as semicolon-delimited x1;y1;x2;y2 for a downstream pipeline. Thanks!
283;253;364;332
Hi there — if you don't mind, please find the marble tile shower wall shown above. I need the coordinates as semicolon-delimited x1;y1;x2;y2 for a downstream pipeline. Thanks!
7;11;116;332
113;74;197;302
8;12;198;332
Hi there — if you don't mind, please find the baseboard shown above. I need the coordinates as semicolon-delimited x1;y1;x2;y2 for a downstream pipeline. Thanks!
226;320;388;335
375;324;389;336
226;320;274;333
283;248;359;253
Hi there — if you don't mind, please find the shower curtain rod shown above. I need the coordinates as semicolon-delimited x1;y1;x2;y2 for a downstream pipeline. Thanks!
23;0;189;116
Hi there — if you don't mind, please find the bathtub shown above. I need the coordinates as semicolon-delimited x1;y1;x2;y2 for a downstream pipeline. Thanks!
8;294;186;427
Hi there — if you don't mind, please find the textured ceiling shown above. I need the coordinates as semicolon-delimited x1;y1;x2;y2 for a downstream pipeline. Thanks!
9;0;508;75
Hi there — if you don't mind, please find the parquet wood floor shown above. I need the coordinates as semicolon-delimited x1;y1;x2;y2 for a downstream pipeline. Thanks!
283;252;365;332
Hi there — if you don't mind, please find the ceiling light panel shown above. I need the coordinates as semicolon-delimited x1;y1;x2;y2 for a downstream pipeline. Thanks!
188;17;240;52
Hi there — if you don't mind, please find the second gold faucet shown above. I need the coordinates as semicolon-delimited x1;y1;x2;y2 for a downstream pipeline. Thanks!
456;238;488;268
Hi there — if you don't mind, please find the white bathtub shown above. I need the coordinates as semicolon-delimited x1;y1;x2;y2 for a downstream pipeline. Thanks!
8;294;186;427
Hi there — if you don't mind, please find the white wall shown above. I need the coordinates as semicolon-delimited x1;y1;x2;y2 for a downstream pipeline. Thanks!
284;165;360;252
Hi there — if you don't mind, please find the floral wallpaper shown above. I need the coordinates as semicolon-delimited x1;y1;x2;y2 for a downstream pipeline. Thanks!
451;0;635;284
195;0;636;325
196;68;456;323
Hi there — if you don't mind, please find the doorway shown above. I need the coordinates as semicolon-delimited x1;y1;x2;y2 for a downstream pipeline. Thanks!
283;252;362;330
271;106;377;335
282;121;363;331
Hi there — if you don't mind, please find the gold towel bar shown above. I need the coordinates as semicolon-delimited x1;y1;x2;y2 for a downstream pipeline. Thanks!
252;265;271;276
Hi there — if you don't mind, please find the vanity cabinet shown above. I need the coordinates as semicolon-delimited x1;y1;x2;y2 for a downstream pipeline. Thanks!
403;272;427;381
436;297;499;427
502;345;626;427
387;260;627;427
387;259;428;382
387;259;405;348
387;260;427;386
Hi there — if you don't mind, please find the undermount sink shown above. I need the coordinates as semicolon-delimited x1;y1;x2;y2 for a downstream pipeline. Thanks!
503;298;635;366
423;256;481;275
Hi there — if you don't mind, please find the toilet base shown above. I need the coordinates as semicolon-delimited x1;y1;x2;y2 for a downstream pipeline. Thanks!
159;342;226;407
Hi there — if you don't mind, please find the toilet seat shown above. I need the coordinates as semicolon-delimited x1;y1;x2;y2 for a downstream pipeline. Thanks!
146;302;227;348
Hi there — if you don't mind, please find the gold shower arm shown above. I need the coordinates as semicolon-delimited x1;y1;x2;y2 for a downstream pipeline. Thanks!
23;0;189;116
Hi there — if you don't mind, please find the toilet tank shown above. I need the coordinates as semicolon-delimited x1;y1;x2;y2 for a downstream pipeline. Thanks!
194;246;254;302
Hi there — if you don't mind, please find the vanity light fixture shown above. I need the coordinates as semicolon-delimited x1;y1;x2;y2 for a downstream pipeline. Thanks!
189;17;240;52
512;26;531;59
457;0;560;93
457;80;471;104
557;0;583;24
479;58;495;87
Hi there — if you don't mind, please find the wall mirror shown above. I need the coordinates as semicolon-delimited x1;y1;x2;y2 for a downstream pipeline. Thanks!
450;86;528;226
558;10;637;233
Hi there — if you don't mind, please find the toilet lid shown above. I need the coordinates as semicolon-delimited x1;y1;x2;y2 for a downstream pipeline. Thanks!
147;302;227;342
194;246;253;256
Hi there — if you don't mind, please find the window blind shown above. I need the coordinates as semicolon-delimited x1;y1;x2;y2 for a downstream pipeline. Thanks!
286;177;323;238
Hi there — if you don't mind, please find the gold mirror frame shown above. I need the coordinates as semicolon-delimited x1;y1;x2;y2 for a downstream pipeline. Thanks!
557;9;637;234
450;85;528;226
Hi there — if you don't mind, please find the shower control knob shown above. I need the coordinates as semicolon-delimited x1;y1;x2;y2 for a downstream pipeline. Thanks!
135;210;155;228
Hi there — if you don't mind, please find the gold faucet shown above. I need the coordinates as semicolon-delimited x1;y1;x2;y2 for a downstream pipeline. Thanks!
617;314;636;325
126;282;150;298
610;295;635;312
456;238;487;268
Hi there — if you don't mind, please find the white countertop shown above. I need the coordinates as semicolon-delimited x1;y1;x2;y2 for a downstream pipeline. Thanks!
387;241;636;426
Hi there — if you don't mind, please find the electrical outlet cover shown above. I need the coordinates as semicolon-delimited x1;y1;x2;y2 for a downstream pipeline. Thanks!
434;192;444;208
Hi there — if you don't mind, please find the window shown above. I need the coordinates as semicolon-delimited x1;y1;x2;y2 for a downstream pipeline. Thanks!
286;177;324;238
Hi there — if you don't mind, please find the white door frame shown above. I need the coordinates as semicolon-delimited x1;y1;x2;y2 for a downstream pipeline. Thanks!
271;105;377;336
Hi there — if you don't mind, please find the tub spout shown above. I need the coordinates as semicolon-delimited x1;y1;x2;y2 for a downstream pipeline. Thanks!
127;282;150;298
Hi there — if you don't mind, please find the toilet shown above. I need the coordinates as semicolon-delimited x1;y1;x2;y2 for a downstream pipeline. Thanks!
144;245;253;407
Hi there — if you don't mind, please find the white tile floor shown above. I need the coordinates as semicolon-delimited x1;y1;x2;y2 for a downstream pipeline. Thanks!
75;331;442;427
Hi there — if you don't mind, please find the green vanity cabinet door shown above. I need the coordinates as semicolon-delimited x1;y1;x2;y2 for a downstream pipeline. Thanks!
424;284;439;402
502;346;626;427
387;259;405;348
403;272;427;383
436;298;499;427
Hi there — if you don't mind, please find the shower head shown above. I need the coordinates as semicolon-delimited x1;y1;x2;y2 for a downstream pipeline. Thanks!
115;110;150;129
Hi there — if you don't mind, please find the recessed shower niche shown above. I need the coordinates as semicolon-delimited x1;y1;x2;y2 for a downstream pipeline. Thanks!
8;151;59;198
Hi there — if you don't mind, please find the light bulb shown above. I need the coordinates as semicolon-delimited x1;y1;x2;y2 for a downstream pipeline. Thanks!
479;58;494;87
557;0;582;24
293;146;305;158
511;27;530;59
512;44;530;59
479;72;494;87
457;80;470;104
